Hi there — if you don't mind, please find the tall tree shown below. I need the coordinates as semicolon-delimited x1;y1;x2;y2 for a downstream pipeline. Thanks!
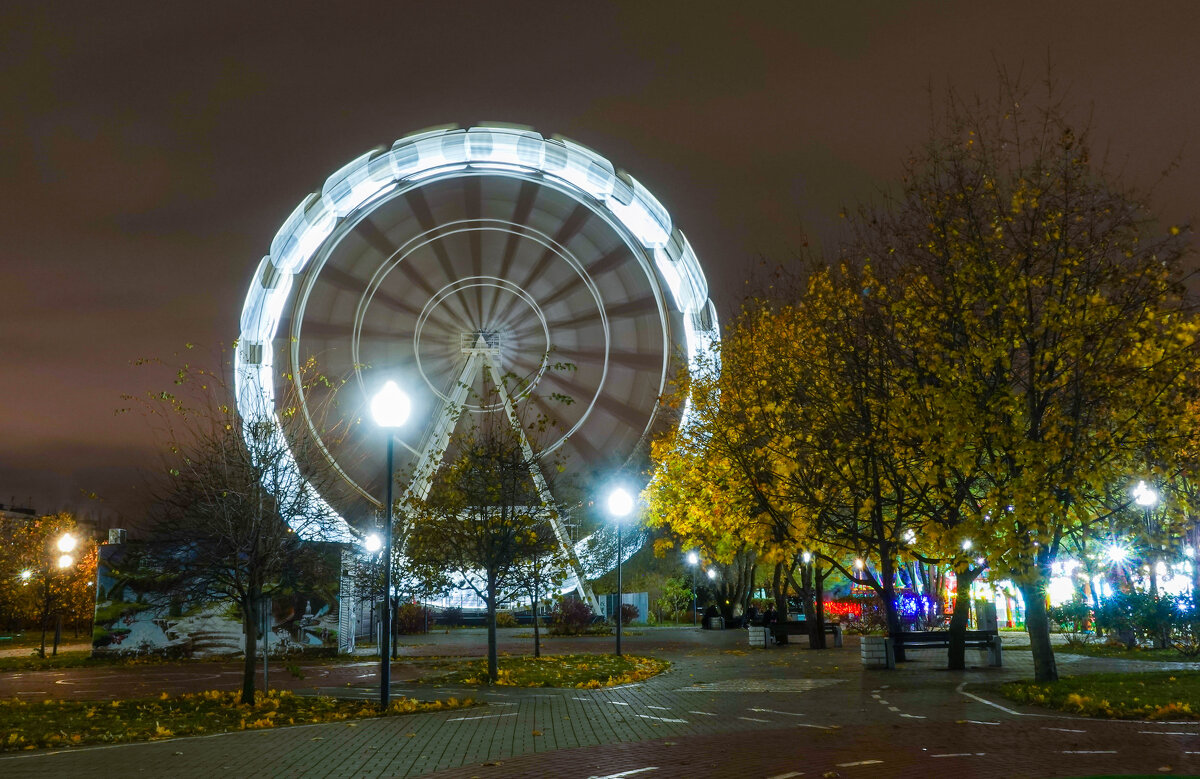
131;351;349;703
861;80;1200;681
3;513;97;656
405;382;566;683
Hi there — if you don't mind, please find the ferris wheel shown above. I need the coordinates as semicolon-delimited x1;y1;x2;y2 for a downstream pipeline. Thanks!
235;125;718;604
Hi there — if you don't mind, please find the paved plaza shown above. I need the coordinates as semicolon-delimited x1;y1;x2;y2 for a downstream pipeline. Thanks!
1;627;1197;778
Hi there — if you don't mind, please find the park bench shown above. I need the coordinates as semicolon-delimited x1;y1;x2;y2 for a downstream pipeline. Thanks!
881;630;1002;668
769;620;843;648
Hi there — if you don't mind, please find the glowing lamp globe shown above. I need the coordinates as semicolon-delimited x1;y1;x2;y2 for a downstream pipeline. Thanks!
57;554;74;569
608;488;634;518
686;551;699;565
1132;480;1158;507
363;533;383;553
371;381;411;429
57;533;77;553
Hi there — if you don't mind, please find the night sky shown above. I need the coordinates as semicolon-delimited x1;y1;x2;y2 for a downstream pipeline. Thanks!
4;2;1198;522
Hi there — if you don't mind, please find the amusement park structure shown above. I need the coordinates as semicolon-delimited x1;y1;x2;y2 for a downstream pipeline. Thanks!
235;125;718;631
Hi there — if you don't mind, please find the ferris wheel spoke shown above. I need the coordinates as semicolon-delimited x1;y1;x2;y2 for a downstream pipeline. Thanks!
404;189;455;279
518;292;659;337
541;371;647;430
527;391;600;462
464;177;486;318
491;204;592;327
370;353;418;373
483;180;539;325
494;181;538;282
519;204;591;291
356;219;438;299
504;356;549;386
404;189;474;327
298;320;414;342
317;264;424;322
539;247;632;309
551;347;662;371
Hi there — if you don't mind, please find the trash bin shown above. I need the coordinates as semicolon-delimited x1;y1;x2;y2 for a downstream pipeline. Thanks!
705;615;725;630
748;626;770;647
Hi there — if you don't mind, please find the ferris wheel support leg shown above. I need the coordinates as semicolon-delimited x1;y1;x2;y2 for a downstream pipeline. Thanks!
398;351;482;510
483;356;600;612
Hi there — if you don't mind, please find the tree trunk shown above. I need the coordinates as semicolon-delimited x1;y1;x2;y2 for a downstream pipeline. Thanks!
743;562;757;616
947;568;979;671
533;579;541;658
242;596;257;704
801;564;817;645
37;577;50;659
879;556;905;662
1018;578;1058;683
772;561;789;619
486;577;499;683
770;561;790;643
391;596;400;659
812;565;827;650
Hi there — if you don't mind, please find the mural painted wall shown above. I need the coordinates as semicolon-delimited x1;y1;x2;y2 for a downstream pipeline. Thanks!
93;541;342;657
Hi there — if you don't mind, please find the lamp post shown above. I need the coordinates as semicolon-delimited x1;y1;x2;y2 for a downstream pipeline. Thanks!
54;533;76;655
608;487;634;656
370;380;411;710
686;551;699;627
705;568;717;628
1133;480;1159;598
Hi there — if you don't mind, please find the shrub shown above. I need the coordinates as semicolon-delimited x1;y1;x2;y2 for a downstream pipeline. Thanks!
395;603;431;634
843;597;889;635
495;611;519;628
1094;590;1182;648
619;603;639;626
548;598;595;636
1048;596;1091;634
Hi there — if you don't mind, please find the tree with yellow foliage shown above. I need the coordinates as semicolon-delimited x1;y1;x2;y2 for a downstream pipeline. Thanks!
861;81;1200;681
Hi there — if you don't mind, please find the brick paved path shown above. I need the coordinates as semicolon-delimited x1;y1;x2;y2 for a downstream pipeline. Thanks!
1;627;1197;778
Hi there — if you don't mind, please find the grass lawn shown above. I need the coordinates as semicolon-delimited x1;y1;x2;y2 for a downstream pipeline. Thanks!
997;670;1199;719
0;650;127;672
0;648;381;673
0;689;475;751
0;632;89;651
417;653;668;688
1055;642;1199;664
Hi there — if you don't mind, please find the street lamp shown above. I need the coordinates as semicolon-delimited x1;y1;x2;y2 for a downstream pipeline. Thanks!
57;533;77;553
686;551;699;627
1133;480;1158;508
370;380;411;710
608;487;634;656
1133;479;1160;597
